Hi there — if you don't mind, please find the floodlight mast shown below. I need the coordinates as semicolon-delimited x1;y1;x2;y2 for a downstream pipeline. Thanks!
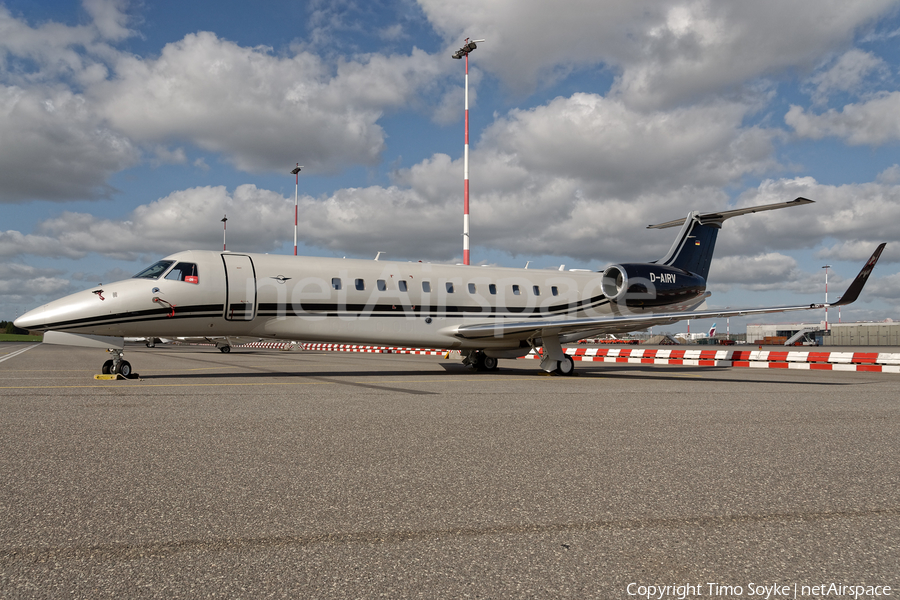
452;38;484;265
291;165;303;256
822;264;831;331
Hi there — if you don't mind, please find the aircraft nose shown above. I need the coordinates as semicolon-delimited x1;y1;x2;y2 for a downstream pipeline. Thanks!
15;306;49;331
13;288;101;332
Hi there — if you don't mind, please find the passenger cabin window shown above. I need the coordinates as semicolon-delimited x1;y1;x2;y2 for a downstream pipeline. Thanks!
446;282;454;293
551;286;559;296
533;285;540;296
332;278;342;290
164;262;199;283
512;284;521;295
377;279;387;291
489;284;497;295
468;283;476;294
398;280;408;292
355;278;365;291
133;260;174;280
422;281;431;293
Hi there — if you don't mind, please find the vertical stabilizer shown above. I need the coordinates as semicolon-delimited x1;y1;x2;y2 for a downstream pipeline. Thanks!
655;214;720;279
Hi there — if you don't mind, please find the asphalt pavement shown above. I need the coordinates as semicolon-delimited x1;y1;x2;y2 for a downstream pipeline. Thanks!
0;342;897;598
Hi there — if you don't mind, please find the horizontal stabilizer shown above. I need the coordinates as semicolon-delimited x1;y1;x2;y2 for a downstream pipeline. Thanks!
648;197;813;229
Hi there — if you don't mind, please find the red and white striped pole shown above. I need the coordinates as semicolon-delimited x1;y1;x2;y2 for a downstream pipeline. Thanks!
453;38;484;265
463;50;470;265
291;165;302;256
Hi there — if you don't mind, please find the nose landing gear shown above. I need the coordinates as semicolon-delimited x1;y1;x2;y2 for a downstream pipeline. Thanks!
101;349;135;378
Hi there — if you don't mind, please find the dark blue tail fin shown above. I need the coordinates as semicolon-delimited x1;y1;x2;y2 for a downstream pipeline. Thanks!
648;198;813;280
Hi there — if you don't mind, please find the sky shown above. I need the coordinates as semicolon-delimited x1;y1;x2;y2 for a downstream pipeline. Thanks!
3;0;900;334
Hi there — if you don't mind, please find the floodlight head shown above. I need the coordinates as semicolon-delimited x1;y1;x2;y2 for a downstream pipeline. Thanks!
466;41;477;51
290;166;303;175
452;51;462;59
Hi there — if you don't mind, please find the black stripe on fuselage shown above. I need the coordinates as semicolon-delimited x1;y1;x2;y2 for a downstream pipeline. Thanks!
29;304;224;332
255;293;610;318
33;295;612;332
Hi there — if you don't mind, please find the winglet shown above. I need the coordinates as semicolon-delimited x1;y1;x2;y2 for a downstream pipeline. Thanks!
829;243;886;307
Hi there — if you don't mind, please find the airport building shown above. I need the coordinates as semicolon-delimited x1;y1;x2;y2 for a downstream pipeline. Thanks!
746;320;900;346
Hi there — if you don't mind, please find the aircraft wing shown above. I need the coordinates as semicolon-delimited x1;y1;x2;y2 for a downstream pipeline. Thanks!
451;243;885;342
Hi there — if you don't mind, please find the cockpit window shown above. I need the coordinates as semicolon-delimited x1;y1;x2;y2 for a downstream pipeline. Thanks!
164;262;200;284
132;260;175;280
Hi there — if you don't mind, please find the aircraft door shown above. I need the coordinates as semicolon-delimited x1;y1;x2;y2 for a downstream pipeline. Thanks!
222;254;257;320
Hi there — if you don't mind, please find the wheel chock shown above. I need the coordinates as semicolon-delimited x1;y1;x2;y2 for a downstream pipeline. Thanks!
93;373;141;380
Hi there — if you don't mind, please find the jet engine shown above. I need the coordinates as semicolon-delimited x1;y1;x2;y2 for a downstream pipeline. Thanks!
600;263;706;308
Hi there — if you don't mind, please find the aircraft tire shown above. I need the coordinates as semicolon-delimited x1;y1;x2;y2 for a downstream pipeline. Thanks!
482;355;499;371
555;356;575;376
117;361;132;377
101;359;113;374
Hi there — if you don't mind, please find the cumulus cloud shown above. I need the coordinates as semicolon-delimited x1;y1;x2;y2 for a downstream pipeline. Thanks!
724;177;900;254
419;0;897;107
867;272;900;305
2;184;295;261
479;94;779;197
0;84;139;202
0;230;78;259
0;263;70;299
18;90;888;268
285;92;783;263
82;0;134;42
92;32;446;174
785;92;900;145
0;4;452;201
804;48;890;104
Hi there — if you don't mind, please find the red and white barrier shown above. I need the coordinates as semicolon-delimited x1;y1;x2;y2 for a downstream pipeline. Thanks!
522;347;734;367
521;347;900;373
727;349;900;373
295;343;900;373
240;341;297;350
300;343;451;357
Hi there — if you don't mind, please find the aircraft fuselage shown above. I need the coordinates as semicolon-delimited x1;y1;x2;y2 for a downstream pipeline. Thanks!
16;250;702;351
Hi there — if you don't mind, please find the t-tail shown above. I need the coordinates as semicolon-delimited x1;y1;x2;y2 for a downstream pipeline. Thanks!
600;198;814;310
708;323;717;337
649;198;814;280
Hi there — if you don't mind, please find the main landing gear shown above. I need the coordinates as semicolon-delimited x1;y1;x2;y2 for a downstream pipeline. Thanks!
554;355;575;376
538;332;577;376
463;350;500;372
101;349;134;378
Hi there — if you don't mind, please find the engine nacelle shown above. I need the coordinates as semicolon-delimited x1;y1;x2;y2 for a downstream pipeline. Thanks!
601;263;706;308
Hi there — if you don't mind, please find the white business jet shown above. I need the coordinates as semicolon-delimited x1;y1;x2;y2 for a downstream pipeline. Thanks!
15;198;885;377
